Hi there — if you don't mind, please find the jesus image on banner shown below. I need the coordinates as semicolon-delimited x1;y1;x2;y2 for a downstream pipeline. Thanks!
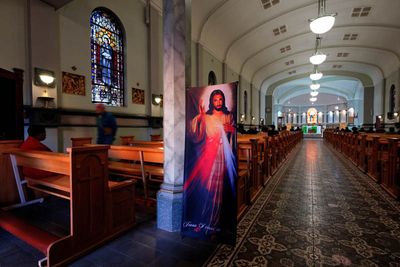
182;83;238;243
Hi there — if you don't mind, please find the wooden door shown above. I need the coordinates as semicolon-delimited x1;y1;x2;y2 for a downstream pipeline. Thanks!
0;68;23;140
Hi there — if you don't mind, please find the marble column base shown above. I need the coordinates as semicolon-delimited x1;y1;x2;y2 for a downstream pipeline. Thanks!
157;183;183;232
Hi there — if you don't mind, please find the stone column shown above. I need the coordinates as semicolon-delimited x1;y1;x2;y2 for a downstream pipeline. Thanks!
157;0;191;232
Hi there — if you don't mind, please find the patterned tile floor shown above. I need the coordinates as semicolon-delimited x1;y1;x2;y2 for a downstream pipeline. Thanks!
206;139;400;267
1;139;400;267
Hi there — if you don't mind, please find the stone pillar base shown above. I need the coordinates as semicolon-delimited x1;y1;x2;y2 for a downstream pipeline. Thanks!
157;184;183;232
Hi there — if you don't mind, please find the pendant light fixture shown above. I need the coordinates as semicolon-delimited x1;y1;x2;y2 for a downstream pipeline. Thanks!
310;82;320;90
309;0;337;34
310;66;323;80
309;37;326;65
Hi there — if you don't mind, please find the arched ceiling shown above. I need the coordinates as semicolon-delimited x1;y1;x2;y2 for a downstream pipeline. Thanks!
273;75;363;104
53;0;400;104
281;93;347;106
189;0;400;98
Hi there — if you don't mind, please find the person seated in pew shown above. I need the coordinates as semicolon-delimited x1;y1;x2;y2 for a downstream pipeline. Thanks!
237;124;246;134
20;125;55;178
351;127;359;134
267;125;279;136
246;126;258;134
366;127;375;133
395;123;400;134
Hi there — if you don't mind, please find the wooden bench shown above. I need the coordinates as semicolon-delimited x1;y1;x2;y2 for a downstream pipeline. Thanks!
236;144;251;219
128;140;163;148
120;136;135;145
0;140;23;207
324;131;400;200
150;134;162;141
3;146;135;267
89;145;164;207
70;137;92;147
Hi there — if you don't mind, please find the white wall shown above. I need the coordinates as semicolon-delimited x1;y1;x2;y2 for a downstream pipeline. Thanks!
199;46;223;87
31;0;60;108
58;0;149;114
0;0;30;104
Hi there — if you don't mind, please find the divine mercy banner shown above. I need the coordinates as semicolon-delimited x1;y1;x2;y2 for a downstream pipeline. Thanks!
182;82;238;244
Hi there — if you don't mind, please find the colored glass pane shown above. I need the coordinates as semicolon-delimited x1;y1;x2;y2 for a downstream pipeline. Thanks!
90;9;124;106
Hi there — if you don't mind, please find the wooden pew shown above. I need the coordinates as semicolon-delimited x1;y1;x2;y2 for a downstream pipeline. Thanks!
237;138;263;203
99;145;164;206
380;138;400;199
237;144;251;219
150;134;162;141
3;146;135;267
0;140;23;207
70;137;92;147
120;136;134;145
129;140;163;148
324;131;400;200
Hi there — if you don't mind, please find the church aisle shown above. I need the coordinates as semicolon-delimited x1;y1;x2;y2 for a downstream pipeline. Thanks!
207;139;400;267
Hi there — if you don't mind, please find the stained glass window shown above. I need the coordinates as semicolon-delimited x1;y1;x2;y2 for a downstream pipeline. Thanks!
90;8;124;106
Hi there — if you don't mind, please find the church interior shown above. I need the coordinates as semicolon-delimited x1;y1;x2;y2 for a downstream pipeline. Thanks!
0;0;399;266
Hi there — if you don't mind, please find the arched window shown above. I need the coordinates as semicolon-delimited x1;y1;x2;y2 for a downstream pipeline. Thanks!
208;71;217;85
90;8;124;106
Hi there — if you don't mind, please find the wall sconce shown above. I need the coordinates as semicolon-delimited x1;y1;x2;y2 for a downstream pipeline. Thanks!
251;116;255;121
394;112;399;117
240;114;245;122
152;94;162;105
34;68;55;87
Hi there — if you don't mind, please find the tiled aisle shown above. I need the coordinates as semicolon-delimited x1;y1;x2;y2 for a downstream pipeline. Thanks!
1;139;400;267
207;139;400;266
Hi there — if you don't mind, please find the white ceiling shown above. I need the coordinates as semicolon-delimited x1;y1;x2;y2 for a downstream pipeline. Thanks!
189;0;400;102
147;0;398;104
283;93;346;106
272;75;363;104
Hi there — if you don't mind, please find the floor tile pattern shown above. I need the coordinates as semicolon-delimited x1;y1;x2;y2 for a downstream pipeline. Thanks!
206;139;400;267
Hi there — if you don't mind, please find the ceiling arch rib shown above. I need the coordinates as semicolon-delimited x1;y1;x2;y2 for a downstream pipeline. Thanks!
196;0;230;42
263;69;376;95
272;77;362;97
248;46;395;84
198;0;400;65
238;25;400;76
277;88;352;105
256;60;384;91
221;0;316;61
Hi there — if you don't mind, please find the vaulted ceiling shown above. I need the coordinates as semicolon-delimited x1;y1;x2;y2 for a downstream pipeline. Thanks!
45;0;400;105
190;0;400;104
